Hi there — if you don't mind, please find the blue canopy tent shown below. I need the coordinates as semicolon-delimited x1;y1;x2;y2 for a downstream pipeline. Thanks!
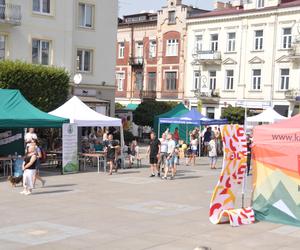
158;109;228;156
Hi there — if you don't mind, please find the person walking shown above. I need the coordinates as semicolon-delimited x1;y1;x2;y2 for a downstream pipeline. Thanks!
159;133;168;175
208;135;217;169
189;135;198;166
147;132;161;177
31;139;46;188
203;127;212;156
104;134;118;175
162;133;176;180
173;127;180;145
21;145;38;195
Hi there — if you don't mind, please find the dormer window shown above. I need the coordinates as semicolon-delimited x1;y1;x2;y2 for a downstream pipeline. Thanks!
168;11;176;24
257;0;264;8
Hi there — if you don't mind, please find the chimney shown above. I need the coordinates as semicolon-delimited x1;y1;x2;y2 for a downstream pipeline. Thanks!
214;1;225;10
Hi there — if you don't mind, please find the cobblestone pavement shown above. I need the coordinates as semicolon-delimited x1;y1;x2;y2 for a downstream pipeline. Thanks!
0;155;299;250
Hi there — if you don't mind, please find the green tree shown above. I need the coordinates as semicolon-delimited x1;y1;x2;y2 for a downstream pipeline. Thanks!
115;102;125;110
221;105;253;125
0;60;70;112
133;100;178;127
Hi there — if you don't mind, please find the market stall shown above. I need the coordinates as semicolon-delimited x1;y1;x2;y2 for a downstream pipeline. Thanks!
246;107;287;126
0;89;69;177
252;114;300;227
49;96;124;174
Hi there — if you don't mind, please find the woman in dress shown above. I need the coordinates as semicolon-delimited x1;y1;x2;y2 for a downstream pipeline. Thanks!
208;135;218;169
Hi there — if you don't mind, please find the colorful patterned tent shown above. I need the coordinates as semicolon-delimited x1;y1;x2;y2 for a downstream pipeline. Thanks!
253;115;300;227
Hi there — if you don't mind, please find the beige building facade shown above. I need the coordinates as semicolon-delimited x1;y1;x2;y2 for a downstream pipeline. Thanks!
0;0;118;115
185;0;300;119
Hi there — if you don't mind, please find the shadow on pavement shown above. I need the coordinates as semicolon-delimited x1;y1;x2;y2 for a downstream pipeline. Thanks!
32;189;74;195
43;184;77;188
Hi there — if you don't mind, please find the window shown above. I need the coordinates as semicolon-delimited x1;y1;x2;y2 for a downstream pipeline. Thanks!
193;71;200;90
32;39;50;65
257;0;264;8
148;72;156;91
282;28;292;49
227;32;236;52
209;71;217;90
136;42;143;64
116;72;125;91
225;70;234;90
135;72;143;90
0;35;5;60
77;49;93;72
206;107;215;119
33;0;50;14
118;42;125;59
78;3;94;28
252;69;262;90
165;72;177;90
254;30;263;51
166;39;178;56
195;35;203;52
168;11;176;24
149;40;156;58
280;69;290;90
211;34;218;51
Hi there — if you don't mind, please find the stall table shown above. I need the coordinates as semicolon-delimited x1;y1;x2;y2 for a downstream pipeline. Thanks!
0;157;13;177
81;152;107;173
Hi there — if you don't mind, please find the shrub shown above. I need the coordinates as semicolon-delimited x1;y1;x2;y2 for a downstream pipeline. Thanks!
0;60;70;112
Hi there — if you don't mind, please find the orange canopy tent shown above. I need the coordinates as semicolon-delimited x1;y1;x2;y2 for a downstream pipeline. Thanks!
252;114;300;227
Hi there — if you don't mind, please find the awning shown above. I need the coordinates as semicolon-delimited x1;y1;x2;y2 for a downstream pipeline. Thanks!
126;103;139;110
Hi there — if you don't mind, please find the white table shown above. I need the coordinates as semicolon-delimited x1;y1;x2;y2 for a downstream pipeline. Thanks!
81;152;107;173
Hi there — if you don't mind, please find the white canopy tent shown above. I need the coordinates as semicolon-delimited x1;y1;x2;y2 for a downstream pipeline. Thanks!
50;96;122;127
246;107;287;125
50;96;125;172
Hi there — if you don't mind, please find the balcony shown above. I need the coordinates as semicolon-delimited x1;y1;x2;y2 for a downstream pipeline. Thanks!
142;90;157;100
193;89;220;104
192;50;222;65
285;89;300;101
288;42;300;62
129;57;143;67
0;3;21;25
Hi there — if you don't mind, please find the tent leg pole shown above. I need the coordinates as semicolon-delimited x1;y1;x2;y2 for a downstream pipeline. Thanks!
241;167;248;208
158;122;160;138
120;126;125;169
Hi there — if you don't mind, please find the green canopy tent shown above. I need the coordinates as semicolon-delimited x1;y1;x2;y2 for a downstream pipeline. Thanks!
154;103;189;139
0;89;69;128
0;89;69;156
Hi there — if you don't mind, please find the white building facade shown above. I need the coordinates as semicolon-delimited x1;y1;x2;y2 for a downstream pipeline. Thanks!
0;0;118;115
185;0;300;119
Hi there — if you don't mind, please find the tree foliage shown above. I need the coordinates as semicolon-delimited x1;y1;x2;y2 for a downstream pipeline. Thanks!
0;60;70;112
221;105;254;125
133;100;178;127
115;102;125;110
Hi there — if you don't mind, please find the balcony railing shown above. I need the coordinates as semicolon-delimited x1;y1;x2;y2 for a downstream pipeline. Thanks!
192;50;222;65
142;90;157;100
285;89;300;101
288;41;300;62
129;57;143;67
0;3;21;25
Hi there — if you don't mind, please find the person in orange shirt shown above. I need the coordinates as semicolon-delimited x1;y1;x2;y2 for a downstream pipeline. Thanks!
173;127;180;145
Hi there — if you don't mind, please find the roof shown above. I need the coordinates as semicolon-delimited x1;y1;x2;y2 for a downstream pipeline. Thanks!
247;108;287;124
78;96;109;104
188;0;300;20
0;89;68;128
49;96;121;127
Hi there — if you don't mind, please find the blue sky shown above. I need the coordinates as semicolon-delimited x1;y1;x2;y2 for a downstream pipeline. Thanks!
119;0;215;16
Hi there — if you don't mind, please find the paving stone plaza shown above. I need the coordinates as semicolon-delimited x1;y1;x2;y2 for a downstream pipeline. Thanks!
1;157;300;250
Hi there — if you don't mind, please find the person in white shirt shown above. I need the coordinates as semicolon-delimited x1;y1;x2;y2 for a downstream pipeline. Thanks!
162;133;176;180
208;135;218;169
24;128;37;151
159;133;168;176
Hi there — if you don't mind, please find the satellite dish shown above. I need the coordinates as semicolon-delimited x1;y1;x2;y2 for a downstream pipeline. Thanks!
73;74;82;85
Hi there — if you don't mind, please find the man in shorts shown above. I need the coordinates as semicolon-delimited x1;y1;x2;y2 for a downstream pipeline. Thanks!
147;132;161;177
162;133;176;180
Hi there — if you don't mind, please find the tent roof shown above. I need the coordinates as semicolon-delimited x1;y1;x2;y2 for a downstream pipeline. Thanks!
49;96;121;127
126;103;138;111
0;89;69;128
247;107;287;124
156;103;188;119
159;109;228;125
